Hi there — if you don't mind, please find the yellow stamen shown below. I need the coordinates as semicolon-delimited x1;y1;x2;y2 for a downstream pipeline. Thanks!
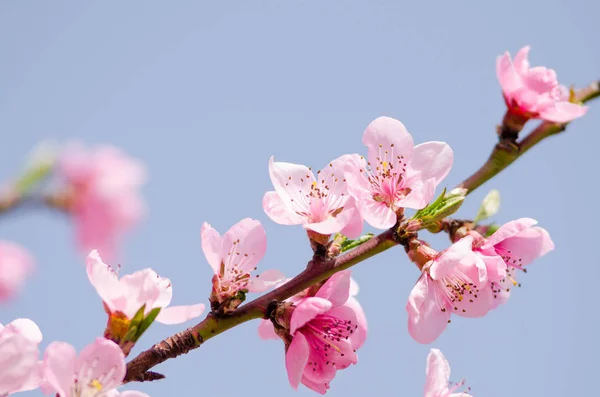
90;380;103;391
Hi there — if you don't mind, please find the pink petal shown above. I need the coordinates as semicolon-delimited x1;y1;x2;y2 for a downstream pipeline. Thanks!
258;319;279;340
424;349;451;397
496;51;522;95
247;269;286;292
8;318;42;344
406;274;450;344
220;218;267;275
42;342;77;397
0;325;41;395
155;303;206;325
349;278;359;297
484;218;538;248
396;177;437;210
341;298;368;349
513;45;531;75
475;250;507;283
85;250;120;310
358;198;397;229
0;241;34;302
496;226;554;266
152;275;174;309
285;332;310;390
268;156;314;215
409;142;454;186
339;198;364;239
538;101;588;123
344;155;372;201
77;338;126;391
262;191;304;225
318;154;355;200
362;116;414;169
118;269;163;318
315;270;351;307
304;207;356;236
11;360;43;393
290;297;333;334
300;375;329;395
430;236;474;280
201;222;223;274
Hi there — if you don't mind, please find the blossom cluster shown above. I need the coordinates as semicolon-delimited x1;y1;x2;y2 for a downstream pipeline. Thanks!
0;44;587;396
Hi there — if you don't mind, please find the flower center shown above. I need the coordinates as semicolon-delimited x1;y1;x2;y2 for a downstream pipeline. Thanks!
437;272;480;314
302;314;358;373
71;359;119;397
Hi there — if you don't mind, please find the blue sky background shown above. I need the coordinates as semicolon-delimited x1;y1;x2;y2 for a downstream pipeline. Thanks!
1;1;598;396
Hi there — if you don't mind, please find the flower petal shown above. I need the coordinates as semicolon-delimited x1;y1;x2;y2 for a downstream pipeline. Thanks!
8;318;42;344
247;269;286;292
358;198;397;229
538;101;588;123
290;297;333;334
86;250;121;310
409;142;454;186
484;218;537;248
77;338;125;391
315;270;351;307
118;269;163;318
262;191;305;225
304;207;356;236
424;349;451;397
42;342;77;397
362;116;414;169
341;298;368;349
496;51;522;95
258;319;279;340
430;236;474;280
406;274;450;344
220;218;267;275
268;156;314;215
496;226;554;266
285;332;310;391
201;222;223;274
155;303;206;325
118;392;151;397
512;45;531;74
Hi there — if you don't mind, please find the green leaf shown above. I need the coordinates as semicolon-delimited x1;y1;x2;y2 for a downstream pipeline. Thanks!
410;188;466;229
133;307;162;342
474;189;501;224
129;304;146;329
340;233;375;252
14;141;57;195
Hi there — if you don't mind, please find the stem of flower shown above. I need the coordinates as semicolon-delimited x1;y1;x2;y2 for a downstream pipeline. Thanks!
458;80;600;195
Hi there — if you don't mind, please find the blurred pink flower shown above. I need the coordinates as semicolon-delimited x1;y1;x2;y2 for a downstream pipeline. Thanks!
345;116;453;229
202;218;285;310
471;218;554;308
406;237;494;344
497;45;588;123
0;318;43;396
59;143;146;261
263;155;363;238
0;241;34;302
42;337;149;397
424;349;472;397
86;250;205;325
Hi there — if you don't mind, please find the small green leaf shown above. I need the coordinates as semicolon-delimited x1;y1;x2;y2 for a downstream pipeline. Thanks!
340;233;375;252
410;188;466;229
129;304;146;329
123;325;139;342
133;307;162;342
474;189;501;224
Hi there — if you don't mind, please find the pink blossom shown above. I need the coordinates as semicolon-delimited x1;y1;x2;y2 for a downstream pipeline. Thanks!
344;117;453;229
0;241;34;303
0;318;43;396
59;143;146;261
279;271;366;394
42;337;149;397
86;250;205;325
201;218;285;309
497;45;588;123
263;155;363;238
406;236;494;344
424;349;472;397
471;218;554;308
258;276;367;344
